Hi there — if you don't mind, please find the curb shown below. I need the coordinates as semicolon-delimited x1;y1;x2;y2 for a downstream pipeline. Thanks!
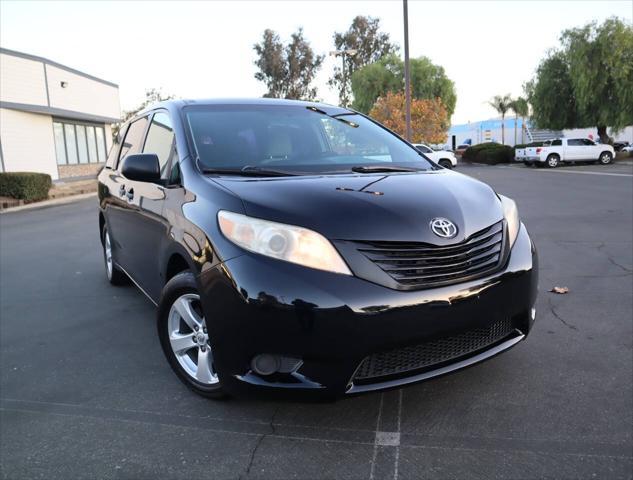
0;192;97;214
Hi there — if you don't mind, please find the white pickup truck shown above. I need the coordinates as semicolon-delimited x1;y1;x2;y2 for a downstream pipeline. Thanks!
413;144;458;169
523;138;615;168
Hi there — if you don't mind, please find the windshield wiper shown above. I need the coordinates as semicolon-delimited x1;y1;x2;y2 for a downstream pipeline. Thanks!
351;165;422;174
202;165;298;177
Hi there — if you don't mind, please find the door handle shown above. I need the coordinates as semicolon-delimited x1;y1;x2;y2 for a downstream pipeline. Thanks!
119;185;126;197
126;188;134;201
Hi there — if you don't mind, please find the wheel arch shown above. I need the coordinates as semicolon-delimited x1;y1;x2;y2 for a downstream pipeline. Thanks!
162;243;199;286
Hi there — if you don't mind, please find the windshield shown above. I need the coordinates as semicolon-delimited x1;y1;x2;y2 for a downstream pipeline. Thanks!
185;105;436;174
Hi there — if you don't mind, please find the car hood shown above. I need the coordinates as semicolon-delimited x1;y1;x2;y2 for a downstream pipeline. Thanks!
211;171;503;243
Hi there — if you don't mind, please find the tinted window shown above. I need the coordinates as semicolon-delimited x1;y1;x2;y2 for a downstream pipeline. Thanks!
567;139;583;146
416;145;433;153
119;117;149;164
143;112;175;179
53;123;67;165
185;105;434;174
582;139;595;146
551;139;562;146
64;124;78;164
95;127;107;162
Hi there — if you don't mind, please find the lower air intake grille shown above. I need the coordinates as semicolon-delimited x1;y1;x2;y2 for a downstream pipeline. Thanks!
353;318;515;381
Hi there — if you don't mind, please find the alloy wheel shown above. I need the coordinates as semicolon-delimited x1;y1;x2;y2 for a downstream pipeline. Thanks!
104;232;113;279
167;293;219;385
600;153;612;164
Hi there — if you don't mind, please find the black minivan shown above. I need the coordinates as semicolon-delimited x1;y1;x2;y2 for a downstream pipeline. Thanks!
98;98;538;399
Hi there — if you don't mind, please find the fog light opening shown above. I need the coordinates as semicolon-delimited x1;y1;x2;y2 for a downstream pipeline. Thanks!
251;354;280;376
251;354;303;376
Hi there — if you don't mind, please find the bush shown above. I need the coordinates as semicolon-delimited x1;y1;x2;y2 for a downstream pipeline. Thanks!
0;172;52;201
462;143;514;164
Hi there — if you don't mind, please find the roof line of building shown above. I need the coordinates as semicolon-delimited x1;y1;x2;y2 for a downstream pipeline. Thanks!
0;47;119;89
1;101;121;124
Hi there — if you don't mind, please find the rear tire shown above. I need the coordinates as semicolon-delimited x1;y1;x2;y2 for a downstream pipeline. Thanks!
545;154;560;168
439;159;453;169
598;151;613;165
102;226;127;285
157;271;227;399
524;161;534;167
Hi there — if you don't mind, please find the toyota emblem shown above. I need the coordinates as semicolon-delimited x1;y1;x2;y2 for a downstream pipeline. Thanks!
430;218;457;239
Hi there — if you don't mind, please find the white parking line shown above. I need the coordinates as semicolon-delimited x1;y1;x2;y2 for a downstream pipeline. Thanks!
394;389;403;480
497;166;632;177
536;169;633;177
369;393;384;480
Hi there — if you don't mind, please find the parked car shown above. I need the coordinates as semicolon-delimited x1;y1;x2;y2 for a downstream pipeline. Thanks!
98;98;538;399
455;144;470;156
413;143;457;169
524;138;615;167
613;141;630;152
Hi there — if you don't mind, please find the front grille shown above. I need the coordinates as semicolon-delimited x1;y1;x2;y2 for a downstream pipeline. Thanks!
355;220;505;289
353;318;515;381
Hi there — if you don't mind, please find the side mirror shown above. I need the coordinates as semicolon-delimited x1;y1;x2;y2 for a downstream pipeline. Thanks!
121;153;160;182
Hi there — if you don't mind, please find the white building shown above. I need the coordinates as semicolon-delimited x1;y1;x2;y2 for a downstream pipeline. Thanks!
0;48;120;180
448;117;633;149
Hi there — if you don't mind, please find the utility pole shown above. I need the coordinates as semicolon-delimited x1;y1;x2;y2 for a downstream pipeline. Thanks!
403;0;412;141
330;49;358;107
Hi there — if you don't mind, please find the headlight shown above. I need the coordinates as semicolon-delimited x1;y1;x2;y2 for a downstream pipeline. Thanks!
218;211;352;275
499;195;520;247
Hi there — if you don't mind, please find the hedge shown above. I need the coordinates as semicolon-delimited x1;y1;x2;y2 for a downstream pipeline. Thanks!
0;172;52;201
462;143;514;164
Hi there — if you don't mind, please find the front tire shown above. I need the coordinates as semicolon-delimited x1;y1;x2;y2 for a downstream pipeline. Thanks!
157;271;226;399
102;226;127;285
545;154;560;168
439;159;453;169
598;151;613;165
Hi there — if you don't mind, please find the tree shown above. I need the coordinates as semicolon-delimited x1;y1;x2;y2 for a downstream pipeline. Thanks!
510;97;529;145
329;16;399;106
253;28;324;100
112;88;175;139
526;17;633;143
369;91;448;144
351;54;456;116
488;94;513;145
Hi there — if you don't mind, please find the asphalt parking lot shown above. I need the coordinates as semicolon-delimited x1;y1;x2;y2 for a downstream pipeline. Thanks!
1;162;632;480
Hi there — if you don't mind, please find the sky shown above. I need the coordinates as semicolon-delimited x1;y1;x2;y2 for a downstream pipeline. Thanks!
1;0;631;124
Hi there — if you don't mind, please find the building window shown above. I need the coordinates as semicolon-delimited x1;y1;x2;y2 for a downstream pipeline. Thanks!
53;120;108;165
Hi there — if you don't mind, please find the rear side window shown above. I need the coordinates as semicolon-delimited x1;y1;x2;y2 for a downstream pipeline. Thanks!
118;116;149;165
567;139;583;146
551;139;562;146
143;112;175;179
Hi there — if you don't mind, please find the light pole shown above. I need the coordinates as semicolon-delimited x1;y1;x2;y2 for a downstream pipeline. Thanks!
403;0;412;142
330;49;357;107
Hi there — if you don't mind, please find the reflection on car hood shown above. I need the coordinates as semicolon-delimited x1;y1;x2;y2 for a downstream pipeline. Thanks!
211;171;503;243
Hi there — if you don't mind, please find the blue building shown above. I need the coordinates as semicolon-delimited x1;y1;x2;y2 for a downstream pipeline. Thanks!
448;117;531;148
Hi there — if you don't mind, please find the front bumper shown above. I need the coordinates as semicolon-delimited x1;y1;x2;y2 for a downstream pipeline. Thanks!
198;224;538;397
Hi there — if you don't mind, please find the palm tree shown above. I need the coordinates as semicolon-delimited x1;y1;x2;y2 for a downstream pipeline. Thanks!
510;97;529;145
488;94;513;145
